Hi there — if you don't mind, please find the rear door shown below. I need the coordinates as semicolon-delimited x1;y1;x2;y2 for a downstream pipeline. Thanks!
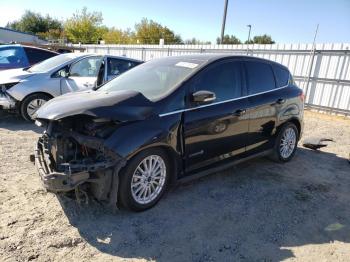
183;59;249;172
60;56;103;94
243;59;286;153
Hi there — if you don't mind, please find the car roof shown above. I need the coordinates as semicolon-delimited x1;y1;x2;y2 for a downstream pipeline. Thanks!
106;55;143;63
83;53;142;63
56;52;90;59
153;53;288;70
0;44;59;54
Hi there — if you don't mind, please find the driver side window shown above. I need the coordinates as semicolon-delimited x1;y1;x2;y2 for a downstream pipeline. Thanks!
70;57;102;77
193;61;242;102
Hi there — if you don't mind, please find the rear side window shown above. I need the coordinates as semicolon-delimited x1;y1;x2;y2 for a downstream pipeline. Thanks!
273;65;290;87
0;47;28;69
24;47;57;65
244;61;276;95
107;58;140;81
193;61;242;102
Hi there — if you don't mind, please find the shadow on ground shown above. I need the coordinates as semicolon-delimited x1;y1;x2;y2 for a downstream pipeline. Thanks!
58;147;350;261
0;114;43;133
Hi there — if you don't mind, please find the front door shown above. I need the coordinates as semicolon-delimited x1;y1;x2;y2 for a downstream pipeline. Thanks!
183;60;249;173
60;56;103;94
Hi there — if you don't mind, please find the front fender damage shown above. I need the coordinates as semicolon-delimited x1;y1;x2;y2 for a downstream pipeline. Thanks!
34;120;127;209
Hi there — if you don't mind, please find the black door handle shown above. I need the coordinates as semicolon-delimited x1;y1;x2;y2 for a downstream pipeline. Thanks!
233;109;246;116
276;98;286;104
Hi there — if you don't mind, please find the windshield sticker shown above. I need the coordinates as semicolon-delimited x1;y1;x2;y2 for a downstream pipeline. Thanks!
175;62;198;69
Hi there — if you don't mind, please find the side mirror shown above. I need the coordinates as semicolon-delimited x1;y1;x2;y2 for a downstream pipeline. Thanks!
192;90;216;104
59;70;69;78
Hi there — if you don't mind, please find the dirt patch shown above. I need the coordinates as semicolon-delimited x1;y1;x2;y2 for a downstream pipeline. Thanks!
1;111;350;261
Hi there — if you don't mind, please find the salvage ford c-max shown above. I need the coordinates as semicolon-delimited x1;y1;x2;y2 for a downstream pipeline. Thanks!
33;54;304;211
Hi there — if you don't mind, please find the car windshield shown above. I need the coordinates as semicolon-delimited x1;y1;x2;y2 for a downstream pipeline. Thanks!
98;57;206;101
27;54;78;73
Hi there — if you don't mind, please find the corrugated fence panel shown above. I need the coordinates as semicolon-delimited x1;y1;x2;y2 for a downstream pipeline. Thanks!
73;43;350;114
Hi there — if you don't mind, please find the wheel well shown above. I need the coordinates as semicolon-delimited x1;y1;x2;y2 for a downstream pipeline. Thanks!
21;92;54;105
18;92;55;116
289;118;301;139
275;118;301;140
158;146;181;184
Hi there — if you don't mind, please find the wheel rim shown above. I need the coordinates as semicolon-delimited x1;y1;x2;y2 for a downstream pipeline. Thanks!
280;127;297;159
131;155;167;205
27;99;47;119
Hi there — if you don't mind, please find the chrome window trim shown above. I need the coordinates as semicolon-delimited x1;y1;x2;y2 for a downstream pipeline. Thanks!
159;85;288;117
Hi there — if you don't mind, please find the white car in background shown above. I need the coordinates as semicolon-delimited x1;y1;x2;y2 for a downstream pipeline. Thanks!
0;53;142;121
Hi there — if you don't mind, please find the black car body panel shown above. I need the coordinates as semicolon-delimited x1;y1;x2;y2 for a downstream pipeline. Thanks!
33;54;304;207
35;89;154;121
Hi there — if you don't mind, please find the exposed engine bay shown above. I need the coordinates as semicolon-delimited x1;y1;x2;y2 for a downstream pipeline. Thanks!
34;115;126;207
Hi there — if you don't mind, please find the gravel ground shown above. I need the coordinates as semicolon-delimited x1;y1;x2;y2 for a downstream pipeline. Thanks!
0;110;349;262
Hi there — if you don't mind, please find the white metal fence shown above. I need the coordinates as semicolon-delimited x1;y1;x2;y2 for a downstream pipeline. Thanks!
77;43;350;115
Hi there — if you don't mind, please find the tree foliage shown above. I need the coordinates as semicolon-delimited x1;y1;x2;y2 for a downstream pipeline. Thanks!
252;34;275;44
134;18;182;44
245;34;275;44
6;10;62;36
103;28;134;44
64;7;104;44
216;35;242;44
184;38;211;45
5;8;276;45
215;34;275;45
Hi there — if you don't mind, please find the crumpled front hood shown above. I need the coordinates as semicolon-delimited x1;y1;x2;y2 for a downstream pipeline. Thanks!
35;89;155;121
0;68;34;84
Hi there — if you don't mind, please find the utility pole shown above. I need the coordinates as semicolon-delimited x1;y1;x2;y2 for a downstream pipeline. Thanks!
304;24;319;101
247;24;252;44
220;0;229;44
246;24;252;54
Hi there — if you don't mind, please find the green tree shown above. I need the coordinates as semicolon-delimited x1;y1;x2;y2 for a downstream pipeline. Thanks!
103;28;134;44
64;7;104;44
6;10;62;36
134;18;182;44
250;34;275;44
216;35;242;44
184;38;211;45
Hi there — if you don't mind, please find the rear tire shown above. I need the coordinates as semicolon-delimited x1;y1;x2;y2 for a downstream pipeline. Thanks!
119;148;170;211
20;93;51;121
270;122;298;163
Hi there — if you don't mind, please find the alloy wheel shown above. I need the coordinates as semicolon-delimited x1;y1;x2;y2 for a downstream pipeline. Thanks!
26;99;47;119
279;127;297;159
131;155;167;205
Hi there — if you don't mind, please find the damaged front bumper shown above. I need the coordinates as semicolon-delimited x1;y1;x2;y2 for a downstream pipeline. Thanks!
34;140;90;192
33;131;126;207
0;91;16;110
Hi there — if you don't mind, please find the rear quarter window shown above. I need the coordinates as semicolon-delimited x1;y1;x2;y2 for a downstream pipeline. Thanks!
244;61;276;95
24;47;57;65
273;65;290;87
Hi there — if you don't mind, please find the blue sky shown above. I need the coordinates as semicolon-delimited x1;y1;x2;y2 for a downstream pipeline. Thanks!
0;0;349;43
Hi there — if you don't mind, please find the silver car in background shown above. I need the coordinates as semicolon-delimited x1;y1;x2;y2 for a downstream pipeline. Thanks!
0;53;142;121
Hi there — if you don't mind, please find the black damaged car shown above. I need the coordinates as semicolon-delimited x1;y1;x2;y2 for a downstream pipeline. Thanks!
33;54;304;211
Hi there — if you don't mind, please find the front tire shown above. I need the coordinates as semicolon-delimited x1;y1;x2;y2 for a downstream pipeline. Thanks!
271;122;298;162
20;93;51;121
119;148;170;211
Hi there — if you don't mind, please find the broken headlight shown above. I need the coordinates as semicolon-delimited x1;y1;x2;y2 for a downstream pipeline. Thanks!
84;118;119;138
